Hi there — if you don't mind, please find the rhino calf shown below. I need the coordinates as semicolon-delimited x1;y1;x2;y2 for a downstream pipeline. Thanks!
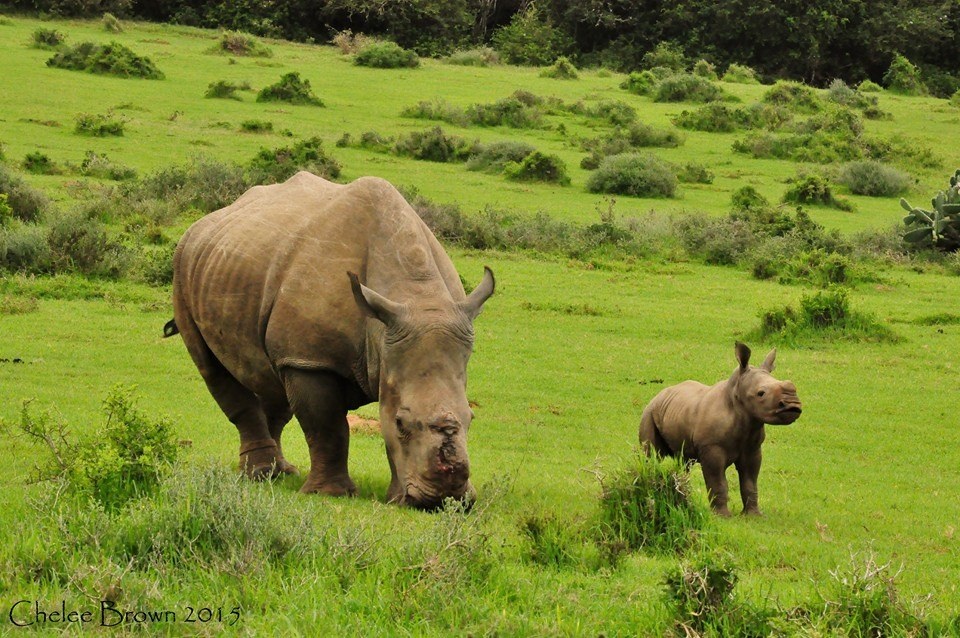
639;342;802;516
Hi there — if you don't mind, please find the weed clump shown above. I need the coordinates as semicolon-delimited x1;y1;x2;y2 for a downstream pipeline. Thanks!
503;151;570;185
755;286;897;343
654;73;727;103
445;47;500;67
394;127;475;163
31;27;65;49
0;165;49;222
22;152;60;175
47;41;164;79
586;153;678;198
837;160;911;197
883;53;927;96
74;112;125;136
783;174;853;211
466;141;536;173
620;70;658;96
204;79;250;100
594;454;708;554
256;72;324;106
355;41;419;68
539;56;578;79
249;136;341;182
78;151;136;180
240;119;273;133
210;30;272;57
721;63;760;84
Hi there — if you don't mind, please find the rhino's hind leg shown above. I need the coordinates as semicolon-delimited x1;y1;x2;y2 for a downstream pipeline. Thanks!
281;368;357;497
639;409;673;458
260;397;298;475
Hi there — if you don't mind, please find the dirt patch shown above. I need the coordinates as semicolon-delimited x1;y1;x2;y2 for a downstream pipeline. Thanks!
348;414;380;436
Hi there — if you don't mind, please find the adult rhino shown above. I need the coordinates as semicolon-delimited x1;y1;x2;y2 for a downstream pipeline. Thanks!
165;172;495;509
639;342;802;516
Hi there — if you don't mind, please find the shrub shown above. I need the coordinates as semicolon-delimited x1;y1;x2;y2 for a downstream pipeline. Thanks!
754;286;897;343
883;53;927;96
464;93;548;129
568;99;637;126
586;153;678;198
654;73;726;103
31;27;65;49
331;29;372;55
74;112;124;136
132;157;251;214
593;454;708;554
256;72;324;106
677;163;714;184
642;41;687;72
466;141;536;173
692;59;718;80
620;70;658;96
394;127;474;163
136;243;175;286
240;119;273;133
445;47;499;67
400;99;468;126
78;151;136;180
504;151;570;185
721;63;760;84
539;56;578;79
675;215;754;265
826;79;885;117
47;41;164;79
101;12;122;32
0;194;10;227
0;165;49;222
672;103;780;133
783;174;853;211
211;30;272;57
858;79;883;92
46;210;112;275
838;161;911;196
204;79;250;100
490;5;570;66
22;152;60;175
354;41;419;69
0;222;51;273
763;80;822;113
731;185;771;213
0;294;38;315
249;136;341;183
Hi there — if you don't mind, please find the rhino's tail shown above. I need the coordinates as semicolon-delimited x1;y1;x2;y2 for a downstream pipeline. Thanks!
163;318;179;338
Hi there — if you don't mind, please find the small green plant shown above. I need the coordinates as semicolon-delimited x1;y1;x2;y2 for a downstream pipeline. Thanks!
101;12;122;33
0;293;39;315
31;27;65;49
858;79;883;92
78;150;136;180
0;165;49;223
211;30;272;57
331;29;372;55
256;72;324;106
22;152;60;175
593;454;708;554
838;160;911;197
394;127;474;163
354;41;419;68
783;174;853;211
74;112;125;136
654;73;726;103
539;56;578;79
677;162;714;184
503;151;570;185
204;79;250;100
587;153;678;198
721;63;760;84
466;141;536;173
445;47;500;67
692;59;718;80
520;513;580;568
249;136;341;182
47;41;164;79
240;119;274;133
901;168;960;250
620;70;658;95
754;286;897;343
490;5;571;66
763;80;823;113
883;53;927;96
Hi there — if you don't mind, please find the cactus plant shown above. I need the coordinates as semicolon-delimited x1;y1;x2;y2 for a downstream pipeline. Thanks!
901;169;960;250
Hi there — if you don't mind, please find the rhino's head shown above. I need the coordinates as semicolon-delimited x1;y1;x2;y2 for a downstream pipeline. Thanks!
350;267;495;509
733;342;802;426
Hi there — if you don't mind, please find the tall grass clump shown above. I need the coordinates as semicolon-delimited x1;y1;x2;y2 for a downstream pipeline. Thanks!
101;13;122;33
204;79;251;100
394;127;475;163
464;92;549;128
837;160;911;196
653;73;727;103
47;41;164;79
539;56;578;79
503;151;570;185
354;41;419;68
445;47;499;67
31;27;66;49
0;165;49;222
620;70;658;96
249;136;341;182
466;141;536;173
22;151;60;175
331;29;372;55
762;80;823;113
210;30;272;57
593;454;708;554
256;72;324;106
755;287;898;344
721;63;760;84
74;112;125;136
782;174;853;211
586;153;678;198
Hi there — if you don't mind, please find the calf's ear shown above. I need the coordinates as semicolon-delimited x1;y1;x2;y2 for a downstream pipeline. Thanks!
760;348;776;372
735;341;751;371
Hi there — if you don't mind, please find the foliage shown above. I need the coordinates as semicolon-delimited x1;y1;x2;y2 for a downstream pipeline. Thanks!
31;27;66;49
580;122;683;169
673;103;788;133
755;287;897;343
838;160;911;196
642;41;687;72
210;30;272;57
721;63;760;84
354;41;419;69
331;29;372;55
620;70;658;96
883;53;927;96
256;72;324;106
102;12;122;32
762;80;823;113
240;119;273;133
676;162;714;184
901;168;960;251
653;73;727;103
465;93;548;128
0;222;51;273
46;41;164;79
249;136;341;183
692;59;718;80
586;153;677;198
539;56;578;79
204;79;250;100
393;127;474;163
22;152;60;175
466;141;536;174
74;112;125;136
503;151;570;185
783;174;853;211
858;79;883;92
445;47;500;67
594;454;708;554
0;165;49;223
77;150;136;181
491;5;571;66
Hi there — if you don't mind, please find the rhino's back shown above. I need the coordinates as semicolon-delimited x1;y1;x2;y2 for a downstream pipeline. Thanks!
173;172;460;396
649;380;723;457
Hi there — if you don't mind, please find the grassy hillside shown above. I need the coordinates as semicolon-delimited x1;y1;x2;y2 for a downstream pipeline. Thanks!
1;13;960;636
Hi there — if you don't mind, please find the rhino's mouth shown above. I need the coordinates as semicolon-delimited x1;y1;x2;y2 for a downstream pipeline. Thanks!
404;482;473;511
772;405;802;424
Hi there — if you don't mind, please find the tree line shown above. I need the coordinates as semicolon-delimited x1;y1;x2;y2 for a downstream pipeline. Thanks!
9;0;960;95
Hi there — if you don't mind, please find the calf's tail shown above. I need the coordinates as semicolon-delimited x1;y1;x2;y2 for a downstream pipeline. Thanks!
163;318;179;338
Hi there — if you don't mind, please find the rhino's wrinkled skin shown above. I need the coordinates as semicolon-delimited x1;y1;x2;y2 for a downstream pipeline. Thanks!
639;342;802;516
169;172;494;508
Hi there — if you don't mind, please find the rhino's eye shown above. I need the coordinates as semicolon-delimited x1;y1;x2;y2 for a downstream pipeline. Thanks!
757;390;766;397
395;418;410;439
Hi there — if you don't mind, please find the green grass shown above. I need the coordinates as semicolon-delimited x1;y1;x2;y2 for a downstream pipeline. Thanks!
2;13;960;635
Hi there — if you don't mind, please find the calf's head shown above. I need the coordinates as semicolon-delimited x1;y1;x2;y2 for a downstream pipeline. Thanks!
350;268;495;509
732;342;802;425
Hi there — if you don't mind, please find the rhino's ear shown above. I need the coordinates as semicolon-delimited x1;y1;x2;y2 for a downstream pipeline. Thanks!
734;341;751;371
760;348;776;372
348;272;403;325
460;266;495;321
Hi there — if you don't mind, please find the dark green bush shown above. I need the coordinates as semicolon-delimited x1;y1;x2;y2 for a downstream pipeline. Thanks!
837;160;911;196
783;174;853;211
677;163;714;184
211;30;272;57
620;70;658;96
249;136;341;182
754;286;897;343
568;99;637;126
354;41;419;69
256;72;324;106
654;73;726;103
136;243;175;286
46;210;112;275
0;165;49;223
675;215;754;265
47;41;164;79
74;112;125;136
586;153;678;198
240;119;273;133
721;63;760;84
204;79;250;100
539;56;578;79
883;54;927;96
490;6;571;66
504;151;570;185
465;94;547;129
466;141;536;173
22;152;60;175
394;127;474;163
31;27;65;49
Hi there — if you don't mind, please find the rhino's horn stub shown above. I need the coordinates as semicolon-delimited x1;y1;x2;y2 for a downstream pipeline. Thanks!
735;341;751;370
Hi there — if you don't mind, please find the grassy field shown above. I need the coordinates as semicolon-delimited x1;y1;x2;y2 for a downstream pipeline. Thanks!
2;13;960;636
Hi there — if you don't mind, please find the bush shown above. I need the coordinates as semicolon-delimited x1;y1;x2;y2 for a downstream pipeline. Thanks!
249;136;341;183
211;30;272;57
783;174;853;211
838;160;911;197
568;99;637;126
0;165;49;223
394;127;474;163
490;6;570;66
858;79;883;92
132;157;251;214
466;141;536;173
642;41;687;72
240;119;273;133
504;151;570;185
102;12;122;32
731;185;771;213
445;47;499;67
354;41;419;69
677;163;714;184
620;70;658;96
22;152;60;175
46;210;113;275
47;41;164;79
721;63;760;84
593;454;708;554
256;72;324;106
31;27;65;49
136;243;175;286
464;92;549;129
204;79;250;100
754;286;897;343
654;73;726;103
672;103;786;132
74;112;124;136
675;215;754;265
763;80;822;113
539;56;578;79
883;54;927;96
78;151;136;180
0;222;51;273
400;98;468;126
586;153;678;198
331;29;372;55
692;59;718;80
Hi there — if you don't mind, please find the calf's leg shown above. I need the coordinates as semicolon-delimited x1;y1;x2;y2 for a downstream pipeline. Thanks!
736;448;762;516
699;447;732;517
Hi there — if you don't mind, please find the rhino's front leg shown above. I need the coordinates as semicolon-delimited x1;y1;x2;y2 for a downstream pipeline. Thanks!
736;448;762;516
282;369;357;497
699;447;731;517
